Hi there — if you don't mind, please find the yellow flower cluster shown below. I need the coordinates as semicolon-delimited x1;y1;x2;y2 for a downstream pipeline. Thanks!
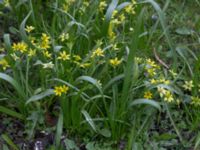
40;33;51;50
145;59;160;77
150;78;170;85
99;1;107;13
12;42;28;53
54;85;69;97
62;0;75;12
59;33;69;42
157;86;174;103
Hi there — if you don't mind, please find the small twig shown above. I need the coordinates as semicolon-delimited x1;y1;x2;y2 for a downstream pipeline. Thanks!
153;48;169;69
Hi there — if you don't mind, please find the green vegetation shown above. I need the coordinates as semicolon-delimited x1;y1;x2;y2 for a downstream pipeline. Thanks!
0;0;200;149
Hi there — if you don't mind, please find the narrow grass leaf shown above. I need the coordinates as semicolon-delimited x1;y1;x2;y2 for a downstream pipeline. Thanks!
76;76;102;94
0;73;25;99
0;106;24;120
26;89;54;105
81;110;97;132
55;109;63;148
195;133;200;150
129;99;161;111
103;74;124;91
3;34;12;52
19;10;33;46
2;134;19;150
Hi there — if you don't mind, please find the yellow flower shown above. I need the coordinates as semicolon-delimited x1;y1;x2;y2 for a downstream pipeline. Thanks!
40;33;51;49
91;48;104;58
135;57;142;63
111;10;118;19
59;33;69;42
169;69;177;77
99;1;107;12
28;49;36;57
109;57;122;67
3;0;10;7
146;68;156;76
0;59;10;70
108;22;116;40
12;42;28;53
54;85;69;96
42;62;54;69
11;53;20;61
157;86;167;98
159;78;170;85
182;80;194;91
73;55;81;62
25;26;35;33
150;79;158;84
144;91;153;99
146;58;160;69
83;1;89;7
43;50;52;58
79;63;91;68
111;19;120;25
125;4;136;15
119;14;126;22
164;91;174;103
58;51;70;61
191;96;200;107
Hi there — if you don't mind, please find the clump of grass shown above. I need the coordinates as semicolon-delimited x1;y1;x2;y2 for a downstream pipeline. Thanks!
0;0;200;149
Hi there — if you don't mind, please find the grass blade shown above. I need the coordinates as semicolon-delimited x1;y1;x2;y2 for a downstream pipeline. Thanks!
129;99;161;111
26;89;54;105
0;73;25;99
2;134;19;150
0;106;24;120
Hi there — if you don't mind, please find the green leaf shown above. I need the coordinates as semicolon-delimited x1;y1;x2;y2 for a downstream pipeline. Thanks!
26;89;54;105
175;27;194;35
154;133;177;141
76;76;102;92
195;133;200;150
64;139;79;150
19;10;33;47
99;128;111;138
129;99;161;111
0;73;25;99
3;34;12;52
55;109;63;148
0;106;24;120
81;110;97;132
2;134;19;150
103;74;124;91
